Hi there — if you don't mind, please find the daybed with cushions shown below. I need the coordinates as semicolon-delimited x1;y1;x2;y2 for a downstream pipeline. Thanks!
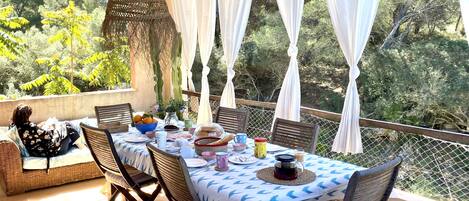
0;118;102;195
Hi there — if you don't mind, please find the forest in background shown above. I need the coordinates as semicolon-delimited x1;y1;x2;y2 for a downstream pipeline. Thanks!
0;0;468;133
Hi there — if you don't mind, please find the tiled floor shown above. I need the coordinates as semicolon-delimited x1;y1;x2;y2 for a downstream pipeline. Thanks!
0;178;166;201
0;178;433;201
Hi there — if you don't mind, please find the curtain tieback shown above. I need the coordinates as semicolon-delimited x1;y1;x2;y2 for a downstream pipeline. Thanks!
202;66;210;76
227;68;235;81
349;65;360;80
188;70;193;79
288;45;298;57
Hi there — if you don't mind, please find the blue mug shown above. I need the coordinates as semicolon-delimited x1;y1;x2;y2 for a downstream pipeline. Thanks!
234;133;247;145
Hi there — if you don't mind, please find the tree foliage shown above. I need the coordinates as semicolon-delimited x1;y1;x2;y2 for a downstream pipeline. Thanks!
0;6;28;60
190;0;468;132
15;0;130;96
20;54;80;95
81;37;130;89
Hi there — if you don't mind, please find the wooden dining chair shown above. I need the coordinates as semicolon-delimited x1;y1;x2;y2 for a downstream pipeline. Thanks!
80;123;161;201
214;106;249;134
95;103;134;127
271;118;320;154
147;143;200;201
344;157;403;201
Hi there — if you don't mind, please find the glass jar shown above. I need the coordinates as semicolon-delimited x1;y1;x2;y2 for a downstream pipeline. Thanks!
164;112;179;126
274;154;303;180
254;137;267;159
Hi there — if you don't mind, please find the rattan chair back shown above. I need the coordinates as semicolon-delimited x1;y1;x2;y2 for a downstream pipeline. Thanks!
80;123;135;187
147;143;199;201
215;107;249;134
271;118;320;153
95;103;134;127
344;157;402;201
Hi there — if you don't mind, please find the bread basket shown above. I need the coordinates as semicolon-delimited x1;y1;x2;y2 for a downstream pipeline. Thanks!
194;137;228;155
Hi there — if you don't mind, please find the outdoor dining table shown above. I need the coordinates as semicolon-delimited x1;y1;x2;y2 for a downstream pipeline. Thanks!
111;125;364;201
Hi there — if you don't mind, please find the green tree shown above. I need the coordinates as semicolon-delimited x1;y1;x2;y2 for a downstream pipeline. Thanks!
21;0;91;94
81;37;130;89
0;6;28;60
20;54;80;95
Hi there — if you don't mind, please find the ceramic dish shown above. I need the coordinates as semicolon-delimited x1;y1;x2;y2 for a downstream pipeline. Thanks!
228;155;258;165
123;136;149;143
184;158;208;168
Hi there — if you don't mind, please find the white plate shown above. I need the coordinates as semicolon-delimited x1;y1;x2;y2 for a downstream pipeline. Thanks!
124;136;149;143
266;144;288;152
228;155;258;165
184;158;208;168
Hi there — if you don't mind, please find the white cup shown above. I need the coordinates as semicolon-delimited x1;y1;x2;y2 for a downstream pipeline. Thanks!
180;145;195;158
175;138;189;147
157;131;167;150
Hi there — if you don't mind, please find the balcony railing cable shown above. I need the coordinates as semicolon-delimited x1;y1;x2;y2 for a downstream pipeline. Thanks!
183;90;469;201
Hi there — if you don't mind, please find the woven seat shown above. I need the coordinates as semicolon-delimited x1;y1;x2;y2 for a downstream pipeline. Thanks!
215;107;249;134
147;143;200;201
95;103;134;127
80;123;161;201
271;118;320;153
344;157;403;201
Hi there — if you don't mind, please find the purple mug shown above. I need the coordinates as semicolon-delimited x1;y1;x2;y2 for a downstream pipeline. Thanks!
215;152;229;171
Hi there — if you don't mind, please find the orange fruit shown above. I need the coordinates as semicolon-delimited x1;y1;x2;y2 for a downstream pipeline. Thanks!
143;117;154;124
133;115;142;123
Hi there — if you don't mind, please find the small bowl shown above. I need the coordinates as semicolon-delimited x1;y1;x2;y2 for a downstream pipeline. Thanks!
188;127;196;135
135;122;158;134
233;143;247;152
145;131;156;139
201;151;216;161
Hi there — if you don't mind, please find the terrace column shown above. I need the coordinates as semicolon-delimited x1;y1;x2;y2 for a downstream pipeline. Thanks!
328;0;380;154
196;0;217;124
272;0;304;124
218;0;252;109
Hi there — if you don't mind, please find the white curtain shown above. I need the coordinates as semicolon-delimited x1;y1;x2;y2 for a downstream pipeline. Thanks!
461;0;469;44
173;0;198;105
218;0;252;108
272;0;304;124
328;0;380;154
196;0;217;124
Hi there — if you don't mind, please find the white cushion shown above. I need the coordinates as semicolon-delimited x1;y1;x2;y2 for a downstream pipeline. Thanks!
49;147;94;168
67;117;97;149
22;157;47;170
22;147;94;170
4;126;30;157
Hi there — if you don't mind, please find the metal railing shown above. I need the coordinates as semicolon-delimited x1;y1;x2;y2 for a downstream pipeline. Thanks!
183;90;469;201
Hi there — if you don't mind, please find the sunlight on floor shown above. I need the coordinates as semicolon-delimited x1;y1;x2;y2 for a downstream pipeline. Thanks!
0;178;432;201
0;178;167;201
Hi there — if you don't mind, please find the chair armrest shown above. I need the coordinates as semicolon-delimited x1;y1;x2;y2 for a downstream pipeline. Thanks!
0;139;22;178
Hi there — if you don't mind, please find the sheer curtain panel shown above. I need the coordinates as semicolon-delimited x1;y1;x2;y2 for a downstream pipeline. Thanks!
461;0;469;45
272;0;304;125
218;0;252;108
328;0;380;154
173;0;198;106
196;0;217;124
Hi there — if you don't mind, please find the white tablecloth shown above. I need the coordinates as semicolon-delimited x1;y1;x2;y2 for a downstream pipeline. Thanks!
112;128;364;201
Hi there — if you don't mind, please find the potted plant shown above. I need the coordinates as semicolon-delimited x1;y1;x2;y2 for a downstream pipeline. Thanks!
164;99;184;126
156;103;166;119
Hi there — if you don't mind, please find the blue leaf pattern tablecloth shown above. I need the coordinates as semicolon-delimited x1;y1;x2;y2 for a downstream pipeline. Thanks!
111;129;364;201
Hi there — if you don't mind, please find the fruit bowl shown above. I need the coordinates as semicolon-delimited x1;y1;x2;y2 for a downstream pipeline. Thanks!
135;122;158;134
